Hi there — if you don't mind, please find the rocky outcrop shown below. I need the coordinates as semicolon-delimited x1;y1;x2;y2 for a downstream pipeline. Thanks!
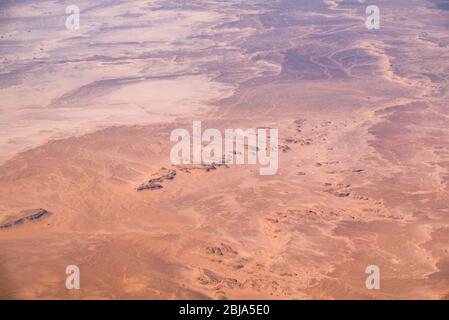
137;182;163;191
0;209;51;230
177;162;229;174
137;162;230;192
137;170;176;191
27;209;50;221
279;144;291;152
205;243;238;256
335;191;351;198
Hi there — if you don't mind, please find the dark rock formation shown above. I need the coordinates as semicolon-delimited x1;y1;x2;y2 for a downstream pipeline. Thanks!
205;243;238;256
0;222;12;229
178;162;229;174
335;191;351;198
137;182;163;191
26;209;50;221
137;170;176;191
0;209;51;230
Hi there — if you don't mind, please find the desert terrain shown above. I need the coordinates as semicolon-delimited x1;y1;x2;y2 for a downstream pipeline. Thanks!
0;0;448;299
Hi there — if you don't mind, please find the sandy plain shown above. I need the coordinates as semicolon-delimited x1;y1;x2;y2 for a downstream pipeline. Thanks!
0;0;448;299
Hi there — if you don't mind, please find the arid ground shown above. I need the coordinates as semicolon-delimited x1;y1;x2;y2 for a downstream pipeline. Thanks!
0;0;448;299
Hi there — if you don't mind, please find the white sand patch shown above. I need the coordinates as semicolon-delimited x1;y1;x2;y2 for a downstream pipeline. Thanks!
0;0;267;163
